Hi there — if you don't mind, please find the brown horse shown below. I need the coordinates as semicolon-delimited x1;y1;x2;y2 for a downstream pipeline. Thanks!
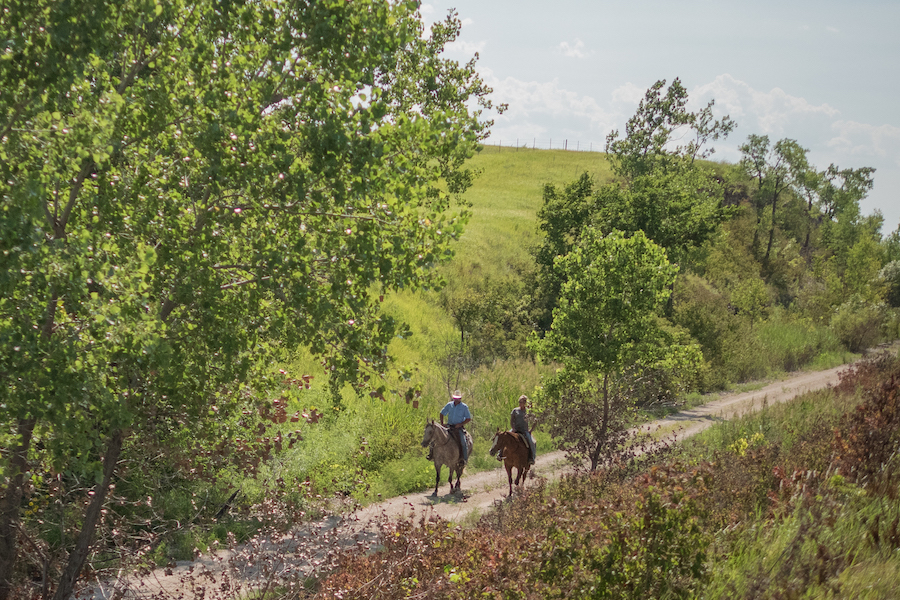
421;420;473;496
489;430;530;496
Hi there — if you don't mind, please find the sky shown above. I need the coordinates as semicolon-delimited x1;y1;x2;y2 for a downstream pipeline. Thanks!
421;0;900;234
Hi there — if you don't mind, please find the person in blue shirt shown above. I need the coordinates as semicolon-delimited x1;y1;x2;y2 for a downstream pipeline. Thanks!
440;390;472;466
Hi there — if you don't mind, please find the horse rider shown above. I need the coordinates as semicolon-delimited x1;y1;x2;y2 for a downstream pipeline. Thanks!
510;394;536;465
440;390;472;467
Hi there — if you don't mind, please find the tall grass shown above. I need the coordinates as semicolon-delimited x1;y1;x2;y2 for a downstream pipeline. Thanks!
446;147;613;279
755;308;843;373
703;488;900;599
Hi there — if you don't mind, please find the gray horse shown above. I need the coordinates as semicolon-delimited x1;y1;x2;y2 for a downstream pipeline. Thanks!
421;420;473;496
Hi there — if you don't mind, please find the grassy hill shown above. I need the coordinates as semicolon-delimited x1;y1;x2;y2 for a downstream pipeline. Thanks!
448;146;613;271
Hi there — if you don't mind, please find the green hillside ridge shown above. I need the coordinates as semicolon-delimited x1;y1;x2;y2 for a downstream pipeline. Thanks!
383;147;615;360
448;146;614;268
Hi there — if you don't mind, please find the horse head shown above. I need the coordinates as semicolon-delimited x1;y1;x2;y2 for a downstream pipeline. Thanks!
489;428;502;456
421;419;435;447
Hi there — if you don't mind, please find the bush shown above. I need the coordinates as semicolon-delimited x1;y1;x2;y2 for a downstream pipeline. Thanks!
880;260;900;308
830;300;885;352
535;467;711;599
672;274;737;361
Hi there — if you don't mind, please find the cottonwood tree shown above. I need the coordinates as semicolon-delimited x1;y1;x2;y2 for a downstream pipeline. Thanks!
739;135;808;266
602;78;735;266
0;1;497;598
531;230;701;470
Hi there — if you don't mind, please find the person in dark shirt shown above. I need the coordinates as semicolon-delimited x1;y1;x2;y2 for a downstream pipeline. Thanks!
510;394;536;465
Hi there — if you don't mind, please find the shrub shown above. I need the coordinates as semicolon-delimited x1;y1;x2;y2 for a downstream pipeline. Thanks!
830;300;885;352
535;466;711;599
671;274;737;360
880;260;900;308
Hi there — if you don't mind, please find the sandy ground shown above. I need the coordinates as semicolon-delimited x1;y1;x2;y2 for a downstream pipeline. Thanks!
81;359;861;599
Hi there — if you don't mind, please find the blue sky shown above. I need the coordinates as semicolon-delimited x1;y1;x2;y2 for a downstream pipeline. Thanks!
422;0;900;233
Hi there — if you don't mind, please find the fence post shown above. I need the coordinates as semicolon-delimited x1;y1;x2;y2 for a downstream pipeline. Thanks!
564;139;567;151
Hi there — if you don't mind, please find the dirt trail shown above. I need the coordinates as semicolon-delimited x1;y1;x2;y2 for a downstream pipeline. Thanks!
83;361;856;599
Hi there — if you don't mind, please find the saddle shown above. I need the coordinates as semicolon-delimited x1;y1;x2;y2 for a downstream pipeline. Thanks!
509;430;527;448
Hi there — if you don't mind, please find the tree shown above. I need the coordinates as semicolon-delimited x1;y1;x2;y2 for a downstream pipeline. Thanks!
739;135;804;266
532;173;597;330
605;78;735;180
602;78;735;266
531;229;700;470
818;164;878;267
0;1;496;598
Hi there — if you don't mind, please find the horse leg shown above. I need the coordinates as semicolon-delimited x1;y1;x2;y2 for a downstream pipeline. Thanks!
505;463;513;496
433;463;441;496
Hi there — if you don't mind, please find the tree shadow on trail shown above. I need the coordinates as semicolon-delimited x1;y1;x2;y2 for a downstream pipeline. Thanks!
423;490;470;505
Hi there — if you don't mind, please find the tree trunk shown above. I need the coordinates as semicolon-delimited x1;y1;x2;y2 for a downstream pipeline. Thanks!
589;373;610;471
803;195;814;255
0;417;37;600
51;429;124;600
764;191;778;264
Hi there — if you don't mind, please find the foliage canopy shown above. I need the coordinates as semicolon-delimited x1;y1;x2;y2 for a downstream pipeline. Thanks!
0;1;496;597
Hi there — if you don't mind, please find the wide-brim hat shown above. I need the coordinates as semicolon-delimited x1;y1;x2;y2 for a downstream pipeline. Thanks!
451;390;463;400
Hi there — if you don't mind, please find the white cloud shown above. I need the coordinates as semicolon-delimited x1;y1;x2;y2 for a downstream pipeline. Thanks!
419;2;436;17
444;38;486;57
610;83;646;109
691;74;839;135
826;26;840;33
558;38;591;59
481;70;618;144
827;121;900;166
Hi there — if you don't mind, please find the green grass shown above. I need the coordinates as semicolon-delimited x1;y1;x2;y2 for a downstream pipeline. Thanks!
451;147;613;275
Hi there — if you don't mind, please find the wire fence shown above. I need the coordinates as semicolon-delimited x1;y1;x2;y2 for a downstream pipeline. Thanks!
483;138;605;153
